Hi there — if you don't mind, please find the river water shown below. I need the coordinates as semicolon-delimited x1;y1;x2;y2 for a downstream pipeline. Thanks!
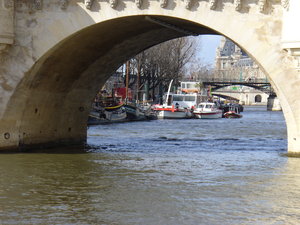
1;106;300;224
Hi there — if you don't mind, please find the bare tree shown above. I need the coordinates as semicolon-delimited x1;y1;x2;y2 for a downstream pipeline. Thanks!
103;36;203;101
133;36;200;100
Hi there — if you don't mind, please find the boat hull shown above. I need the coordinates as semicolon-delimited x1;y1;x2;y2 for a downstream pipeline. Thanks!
193;102;223;119
88;106;127;125
223;111;243;118
156;110;190;119
106;109;127;121
193;111;222;119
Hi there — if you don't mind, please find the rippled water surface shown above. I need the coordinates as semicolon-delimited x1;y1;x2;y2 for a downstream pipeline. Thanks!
2;106;300;224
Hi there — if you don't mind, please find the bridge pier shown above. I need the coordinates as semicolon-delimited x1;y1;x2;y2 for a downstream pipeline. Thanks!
267;95;282;111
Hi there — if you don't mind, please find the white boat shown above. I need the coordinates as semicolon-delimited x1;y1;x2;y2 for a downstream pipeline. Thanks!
152;80;213;119
152;80;194;119
193;102;222;119
153;105;192;119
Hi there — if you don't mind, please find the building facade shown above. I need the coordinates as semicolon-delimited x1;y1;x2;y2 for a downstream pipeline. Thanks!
213;37;271;106
214;37;267;82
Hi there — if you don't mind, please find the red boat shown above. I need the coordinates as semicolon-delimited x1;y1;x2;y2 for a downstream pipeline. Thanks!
223;111;243;118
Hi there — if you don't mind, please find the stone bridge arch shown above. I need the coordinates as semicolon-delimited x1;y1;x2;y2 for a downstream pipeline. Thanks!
0;0;299;153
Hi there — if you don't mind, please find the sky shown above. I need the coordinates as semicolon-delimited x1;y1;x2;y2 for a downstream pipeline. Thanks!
197;34;222;67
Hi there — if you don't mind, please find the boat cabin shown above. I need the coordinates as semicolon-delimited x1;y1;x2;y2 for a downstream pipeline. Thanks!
197;102;219;110
164;93;207;109
179;81;208;96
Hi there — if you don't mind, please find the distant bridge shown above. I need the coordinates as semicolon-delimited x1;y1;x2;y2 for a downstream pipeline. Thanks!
211;93;240;101
202;79;275;96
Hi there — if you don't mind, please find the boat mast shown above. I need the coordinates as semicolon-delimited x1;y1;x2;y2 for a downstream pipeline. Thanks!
136;60;140;103
125;61;130;104
165;79;173;106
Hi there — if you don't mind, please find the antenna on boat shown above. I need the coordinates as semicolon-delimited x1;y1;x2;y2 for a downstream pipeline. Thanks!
165;79;173;106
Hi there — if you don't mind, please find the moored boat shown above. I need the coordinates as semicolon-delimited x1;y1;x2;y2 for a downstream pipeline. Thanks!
152;79;194;119
123;103;145;120
153;104;192;119
193;102;222;119
153;91;204;119
104;104;127;121
223;103;243;118
223;111;243;118
88;103;127;125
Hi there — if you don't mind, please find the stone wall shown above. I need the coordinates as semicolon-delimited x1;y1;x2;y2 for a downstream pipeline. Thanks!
0;0;14;46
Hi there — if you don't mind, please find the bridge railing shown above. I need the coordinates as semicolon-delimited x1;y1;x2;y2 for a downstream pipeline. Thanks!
181;78;275;95
199;78;276;96
199;78;269;83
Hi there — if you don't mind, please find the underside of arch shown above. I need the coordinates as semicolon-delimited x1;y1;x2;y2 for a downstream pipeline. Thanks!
2;15;219;150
